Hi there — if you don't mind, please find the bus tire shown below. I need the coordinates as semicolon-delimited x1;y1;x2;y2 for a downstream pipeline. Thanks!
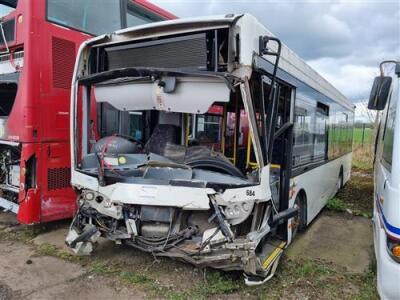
293;191;307;237
338;167;344;190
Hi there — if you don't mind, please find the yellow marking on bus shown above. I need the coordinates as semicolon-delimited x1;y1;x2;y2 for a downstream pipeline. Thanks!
271;164;281;169
262;242;286;269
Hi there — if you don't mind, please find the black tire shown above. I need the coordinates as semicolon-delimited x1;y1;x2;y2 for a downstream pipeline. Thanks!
185;146;245;178
185;156;245;178
338;168;344;190
292;193;306;238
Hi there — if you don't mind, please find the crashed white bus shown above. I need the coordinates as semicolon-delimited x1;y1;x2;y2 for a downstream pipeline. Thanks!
369;60;400;299
66;14;354;284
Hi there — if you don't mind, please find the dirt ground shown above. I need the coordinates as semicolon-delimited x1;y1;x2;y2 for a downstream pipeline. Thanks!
0;239;145;300
0;170;378;300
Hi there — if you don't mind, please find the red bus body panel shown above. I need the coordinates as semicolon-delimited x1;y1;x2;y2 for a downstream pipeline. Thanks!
0;0;173;224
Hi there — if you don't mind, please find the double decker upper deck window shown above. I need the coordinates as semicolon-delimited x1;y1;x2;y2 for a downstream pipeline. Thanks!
47;0;122;36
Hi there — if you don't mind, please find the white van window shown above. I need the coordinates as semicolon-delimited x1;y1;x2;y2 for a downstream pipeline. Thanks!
382;91;396;167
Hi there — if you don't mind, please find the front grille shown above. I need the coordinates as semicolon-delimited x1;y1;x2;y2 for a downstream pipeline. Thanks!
106;33;208;71
48;167;70;191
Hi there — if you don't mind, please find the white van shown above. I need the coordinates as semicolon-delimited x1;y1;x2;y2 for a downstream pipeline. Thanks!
369;60;400;300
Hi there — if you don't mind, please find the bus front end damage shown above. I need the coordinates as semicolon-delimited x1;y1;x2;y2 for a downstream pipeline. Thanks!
67;15;298;284
67;174;275;276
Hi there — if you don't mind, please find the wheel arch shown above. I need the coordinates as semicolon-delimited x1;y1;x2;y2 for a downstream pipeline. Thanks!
294;188;308;228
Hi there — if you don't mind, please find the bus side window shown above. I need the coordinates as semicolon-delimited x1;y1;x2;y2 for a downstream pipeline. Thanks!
382;89;396;169
314;102;329;161
293;97;314;166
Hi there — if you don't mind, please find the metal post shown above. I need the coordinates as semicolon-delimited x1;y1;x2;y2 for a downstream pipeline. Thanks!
362;123;365;146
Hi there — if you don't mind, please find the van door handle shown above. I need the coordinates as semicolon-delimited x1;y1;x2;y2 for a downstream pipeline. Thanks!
384;179;388;189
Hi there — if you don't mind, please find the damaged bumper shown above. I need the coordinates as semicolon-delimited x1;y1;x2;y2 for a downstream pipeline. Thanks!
66;182;296;282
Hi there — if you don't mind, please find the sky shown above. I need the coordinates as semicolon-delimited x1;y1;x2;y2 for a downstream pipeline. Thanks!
150;0;400;121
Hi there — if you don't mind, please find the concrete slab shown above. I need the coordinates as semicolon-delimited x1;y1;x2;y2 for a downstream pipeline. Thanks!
0;240;84;298
33;227;70;252
286;212;373;273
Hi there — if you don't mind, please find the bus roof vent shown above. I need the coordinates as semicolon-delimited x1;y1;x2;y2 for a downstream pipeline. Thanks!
52;37;75;89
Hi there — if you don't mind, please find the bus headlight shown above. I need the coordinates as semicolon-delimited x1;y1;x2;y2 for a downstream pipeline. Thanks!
387;236;400;263
223;201;254;225
84;191;95;201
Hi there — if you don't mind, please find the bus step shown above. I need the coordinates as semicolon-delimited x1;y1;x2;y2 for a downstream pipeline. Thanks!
261;240;286;270
245;240;286;286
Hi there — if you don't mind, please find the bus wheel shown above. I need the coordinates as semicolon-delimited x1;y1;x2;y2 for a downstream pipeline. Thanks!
292;193;306;238
337;168;344;191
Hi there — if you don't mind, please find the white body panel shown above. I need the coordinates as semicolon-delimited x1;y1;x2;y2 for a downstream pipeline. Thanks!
373;75;400;300
292;153;352;224
72;166;271;211
373;206;400;300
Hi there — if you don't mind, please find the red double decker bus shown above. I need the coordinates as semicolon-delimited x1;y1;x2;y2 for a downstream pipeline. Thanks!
0;0;175;224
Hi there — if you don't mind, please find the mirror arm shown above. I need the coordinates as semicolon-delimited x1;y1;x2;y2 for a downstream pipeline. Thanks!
379;60;400;76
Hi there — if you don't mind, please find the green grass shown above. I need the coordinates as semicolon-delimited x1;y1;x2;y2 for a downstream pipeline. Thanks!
327;197;347;212
190;272;240;298
353;127;373;146
352;144;374;172
89;263;185;300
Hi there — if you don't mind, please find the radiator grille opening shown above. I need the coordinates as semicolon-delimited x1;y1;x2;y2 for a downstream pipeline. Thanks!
52;37;75;89
106;33;208;71
48;167;70;191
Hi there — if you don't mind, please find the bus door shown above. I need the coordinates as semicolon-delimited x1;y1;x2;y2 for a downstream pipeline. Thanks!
263;76;295;230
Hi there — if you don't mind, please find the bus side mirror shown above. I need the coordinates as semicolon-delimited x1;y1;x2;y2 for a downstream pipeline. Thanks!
368;76;392;111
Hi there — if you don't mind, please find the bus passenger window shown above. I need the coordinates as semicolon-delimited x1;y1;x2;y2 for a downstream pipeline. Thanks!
314;102;329;161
